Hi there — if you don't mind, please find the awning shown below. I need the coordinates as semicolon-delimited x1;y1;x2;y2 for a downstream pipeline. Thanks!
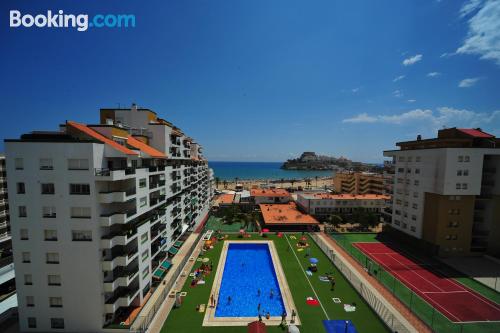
174;240;184;248
153;269;166;279
168;247;179;255
248;321;267;333
160;261;172;270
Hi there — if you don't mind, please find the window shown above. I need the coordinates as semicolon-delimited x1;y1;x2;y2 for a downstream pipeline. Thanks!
414;180;419;186
139;178;147;188
17;182;25;194
43;206;56;218
416;156;421;162
27;317;36;328
464;156;470;162
398;156;405;162
20;229;28;240
415;168;420;174
26;296;34;307
462;183;468;190
48;275;61;286
70;207;91;218
413;192;419;198
410;226;416;232
70;183;90;195
457;170;462;176
19;206;27;217
412;203;418;209
24;274;33;285
142;267;149;279
398;168;404;173
22;252;30;263
140;196;147;207
456;183;461;190
72;230;92;241
44;230;58;241
402;223;407;229
51;318;64;329
39;158;54;170
452;235;458;240
142;250;149;262
67;159;89;170
15;158;23;170
141;232;148;245
458;156;463;162
464;170;469;176
41;183;55;194
49;297;63;308
407;168;411;173
411;215;417;221
46;252;60;264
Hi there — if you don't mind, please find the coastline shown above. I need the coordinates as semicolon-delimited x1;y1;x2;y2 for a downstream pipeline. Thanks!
215;176;333;190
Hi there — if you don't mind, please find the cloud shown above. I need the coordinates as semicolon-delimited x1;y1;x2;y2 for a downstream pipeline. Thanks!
402;54;423;66
342;113;377;123
351;87;360;93
393;90;403;98
342;107;500;131
393;75;406;82
458;77;481;87
440;52;455;58
427;72;441;77
460;0;484;18
407;99;417;103
457;0;500;66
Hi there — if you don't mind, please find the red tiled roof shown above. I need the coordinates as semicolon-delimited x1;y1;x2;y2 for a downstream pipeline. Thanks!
216;193;235;205
259;203;318;225
251;189;290;197
127;136;167;158
457;128;495;138
67;121;138;155
306;193;390;200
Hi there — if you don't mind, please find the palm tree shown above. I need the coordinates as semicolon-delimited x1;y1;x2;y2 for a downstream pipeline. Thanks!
280;178;285;188
315;176;319;188
235;177;239;188
223;180;228;189
215;177;220;189
291;180;295;189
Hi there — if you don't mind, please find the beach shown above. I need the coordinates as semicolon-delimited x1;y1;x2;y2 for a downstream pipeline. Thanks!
215;176;333;190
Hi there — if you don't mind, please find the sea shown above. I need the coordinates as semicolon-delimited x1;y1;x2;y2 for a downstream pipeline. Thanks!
208;161;334;181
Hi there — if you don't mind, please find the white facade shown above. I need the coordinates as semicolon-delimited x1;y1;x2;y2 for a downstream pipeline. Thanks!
384;147;500;238
296;192;388;217
5;106;212;332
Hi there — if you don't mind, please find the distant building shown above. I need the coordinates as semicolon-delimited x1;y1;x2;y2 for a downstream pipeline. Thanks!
250;188;291;204
259;202;319;231
332;171;384;195
296;192;389;218
384;127;500;257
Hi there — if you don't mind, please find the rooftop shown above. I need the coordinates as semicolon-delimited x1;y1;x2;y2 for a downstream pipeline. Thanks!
300;193;390;200
259;202;319;225
216;193;235;205
251;188;290;197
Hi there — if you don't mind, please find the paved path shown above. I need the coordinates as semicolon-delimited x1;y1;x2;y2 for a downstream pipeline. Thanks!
317;233;431;333
439;256;500;292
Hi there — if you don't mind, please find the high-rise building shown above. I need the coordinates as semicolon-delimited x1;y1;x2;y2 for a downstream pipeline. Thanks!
332;171;384;195
4;104;212;332
0;153;16;323
384;128;500;257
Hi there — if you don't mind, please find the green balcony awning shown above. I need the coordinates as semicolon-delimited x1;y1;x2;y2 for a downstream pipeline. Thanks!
168;247;179;255
161;261;172;270
174;240;184;248
153;269;166;279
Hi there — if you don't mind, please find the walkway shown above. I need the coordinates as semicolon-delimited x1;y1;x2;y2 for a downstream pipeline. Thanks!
439;256;500;293
317;233;431;333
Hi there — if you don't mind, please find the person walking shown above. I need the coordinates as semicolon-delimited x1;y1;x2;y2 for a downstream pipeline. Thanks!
330;277;336;291
291;309;296;323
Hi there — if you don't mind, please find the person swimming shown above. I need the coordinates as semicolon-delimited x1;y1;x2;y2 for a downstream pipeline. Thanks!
257;288;261;297
227;296;232;304
270;289;274;299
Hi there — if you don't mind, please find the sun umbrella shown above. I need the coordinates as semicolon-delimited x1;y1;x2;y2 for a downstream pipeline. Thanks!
239;229;245;233
262;228;270;233
300;236;307;241
288;325;300;333
202;258;210;263
309;258;319;264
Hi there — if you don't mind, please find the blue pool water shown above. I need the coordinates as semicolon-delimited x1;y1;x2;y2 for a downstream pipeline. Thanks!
215;243;285;317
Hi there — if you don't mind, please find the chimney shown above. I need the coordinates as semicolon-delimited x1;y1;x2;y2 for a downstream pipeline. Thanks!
417;135;422;141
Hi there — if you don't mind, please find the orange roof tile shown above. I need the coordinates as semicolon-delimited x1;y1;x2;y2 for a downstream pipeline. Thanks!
251;188;290;197
259;203;318;225
127;136;167;158
67;121;138;155
217;193;235;205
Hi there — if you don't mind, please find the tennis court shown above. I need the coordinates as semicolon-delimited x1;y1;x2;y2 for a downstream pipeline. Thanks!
354;242;500;323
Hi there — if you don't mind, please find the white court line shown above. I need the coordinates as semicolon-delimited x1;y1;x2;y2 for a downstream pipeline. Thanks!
284;234;330;320
386;253;445;292
423;291;469;294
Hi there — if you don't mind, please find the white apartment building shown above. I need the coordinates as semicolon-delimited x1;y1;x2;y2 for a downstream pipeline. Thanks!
384;128;500;257
296;192;389;217
5;104;212;332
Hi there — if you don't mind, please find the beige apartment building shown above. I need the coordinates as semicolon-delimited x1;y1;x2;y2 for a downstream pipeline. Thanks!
333;171;384;195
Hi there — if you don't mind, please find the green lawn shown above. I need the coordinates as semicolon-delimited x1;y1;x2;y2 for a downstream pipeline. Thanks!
330;232;500;333
161;233;389;333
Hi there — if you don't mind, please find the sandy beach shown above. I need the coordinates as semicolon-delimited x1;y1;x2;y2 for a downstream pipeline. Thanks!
215;176;333;191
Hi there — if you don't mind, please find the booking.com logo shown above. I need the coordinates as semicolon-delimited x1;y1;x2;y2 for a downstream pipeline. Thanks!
9;10;136;32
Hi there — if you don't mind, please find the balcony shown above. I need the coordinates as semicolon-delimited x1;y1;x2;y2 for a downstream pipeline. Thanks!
103;269;139;293
100;209;136;226
95;167;137;181
101;229;137;248
102;247;138;271
99;188;136;204
104;285;140;313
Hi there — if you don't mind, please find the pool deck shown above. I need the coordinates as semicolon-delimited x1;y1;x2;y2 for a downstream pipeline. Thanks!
202;240;300;326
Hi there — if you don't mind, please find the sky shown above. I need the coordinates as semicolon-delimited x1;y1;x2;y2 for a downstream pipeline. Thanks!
1;0;499;163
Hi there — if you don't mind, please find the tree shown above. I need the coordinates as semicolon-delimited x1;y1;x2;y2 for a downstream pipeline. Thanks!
280;178;285;188
223;180;228;189
291;180;295;189
215;177;220;189
325;214;343;232
315;176;319;188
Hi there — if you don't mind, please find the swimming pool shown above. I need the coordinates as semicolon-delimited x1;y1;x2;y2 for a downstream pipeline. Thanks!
214;243;285;317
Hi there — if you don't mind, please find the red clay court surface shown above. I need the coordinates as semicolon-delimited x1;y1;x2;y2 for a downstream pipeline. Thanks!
354;242;500;323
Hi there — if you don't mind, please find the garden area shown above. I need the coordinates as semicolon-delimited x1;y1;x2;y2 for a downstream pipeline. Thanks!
161;233;389;333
